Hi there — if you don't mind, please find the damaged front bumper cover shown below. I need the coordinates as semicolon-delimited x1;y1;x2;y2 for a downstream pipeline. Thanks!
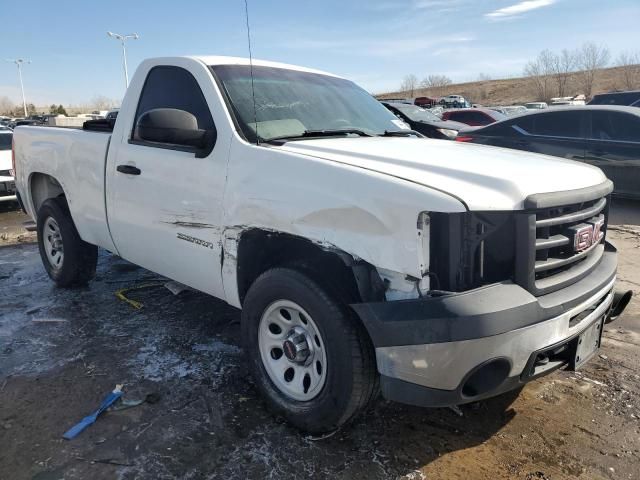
351;244;630;408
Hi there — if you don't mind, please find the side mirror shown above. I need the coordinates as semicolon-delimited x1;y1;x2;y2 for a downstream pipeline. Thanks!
135;108;216;158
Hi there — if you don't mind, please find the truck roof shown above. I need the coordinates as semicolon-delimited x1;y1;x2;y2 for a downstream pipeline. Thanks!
185;55;341;78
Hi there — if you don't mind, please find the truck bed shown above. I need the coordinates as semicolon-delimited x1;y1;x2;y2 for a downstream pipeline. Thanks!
13;125;117;252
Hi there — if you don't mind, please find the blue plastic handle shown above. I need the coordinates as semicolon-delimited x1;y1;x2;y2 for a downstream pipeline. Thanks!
63;390;123;440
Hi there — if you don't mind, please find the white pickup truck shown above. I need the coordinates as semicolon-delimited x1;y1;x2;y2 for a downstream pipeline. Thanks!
13;56;631;433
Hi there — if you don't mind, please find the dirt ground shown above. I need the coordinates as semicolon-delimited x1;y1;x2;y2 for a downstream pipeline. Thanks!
1;199;639;480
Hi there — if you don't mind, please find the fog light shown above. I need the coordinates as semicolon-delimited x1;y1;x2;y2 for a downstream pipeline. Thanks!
461;358;511;398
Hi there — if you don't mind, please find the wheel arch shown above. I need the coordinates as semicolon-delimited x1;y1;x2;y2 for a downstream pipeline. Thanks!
233;228;386;308
29;172;66;215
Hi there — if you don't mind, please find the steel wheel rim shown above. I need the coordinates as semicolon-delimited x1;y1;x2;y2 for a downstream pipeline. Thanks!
258;300;327;401
43;216;64;270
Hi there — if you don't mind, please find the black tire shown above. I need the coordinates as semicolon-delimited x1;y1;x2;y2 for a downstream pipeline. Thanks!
241;268;378;433
36;197;97;287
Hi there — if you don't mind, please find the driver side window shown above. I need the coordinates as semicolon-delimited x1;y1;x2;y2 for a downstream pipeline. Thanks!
132;66;215;143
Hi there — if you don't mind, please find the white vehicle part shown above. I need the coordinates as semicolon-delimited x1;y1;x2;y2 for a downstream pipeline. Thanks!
1;141;18;201
221;140;465;307
0;141;12;171
104;57;235;299
14;127;118;253
275;137;607;211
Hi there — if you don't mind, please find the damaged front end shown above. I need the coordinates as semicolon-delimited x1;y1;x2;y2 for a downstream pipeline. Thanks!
350;198;631;409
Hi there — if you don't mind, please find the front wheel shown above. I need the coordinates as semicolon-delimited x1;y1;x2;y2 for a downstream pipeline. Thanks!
37;197;98;287
241;268;378;433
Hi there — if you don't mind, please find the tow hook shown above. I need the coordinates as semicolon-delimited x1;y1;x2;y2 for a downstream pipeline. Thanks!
606;290;633;323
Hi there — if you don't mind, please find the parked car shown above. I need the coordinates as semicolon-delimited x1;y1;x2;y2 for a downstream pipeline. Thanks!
550;100;585;107
488;106;526;116
588;90;640;107
455;106;640;199
504;105;528;116
525;102;548;110
439;95;470;108
550;97;586;107
489;106;509;116
379;97;412;104
429;105;444;117
382;102;466;139
0;128;17;203
442;108;506;126
13;55;631;433
414;96;437;108
12;119;43;128
105;108;119;121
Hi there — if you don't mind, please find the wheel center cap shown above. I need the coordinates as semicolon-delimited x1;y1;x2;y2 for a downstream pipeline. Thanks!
282;328;311;364
283;340;297;361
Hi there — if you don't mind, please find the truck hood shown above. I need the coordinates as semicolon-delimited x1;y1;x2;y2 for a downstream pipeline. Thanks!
275;137;607;210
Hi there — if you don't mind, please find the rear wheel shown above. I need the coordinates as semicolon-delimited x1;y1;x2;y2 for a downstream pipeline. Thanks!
36;197;97;287
242;268;378;433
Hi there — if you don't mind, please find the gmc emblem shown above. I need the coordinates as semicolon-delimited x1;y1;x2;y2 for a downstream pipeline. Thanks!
569;216;604;252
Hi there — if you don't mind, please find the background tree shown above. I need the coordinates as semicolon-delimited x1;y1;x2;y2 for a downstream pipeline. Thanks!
616;51;640;90
56;105;67;116
400;74;418;97
0;96;15;116
523;49;555;101
576;42;610;99
419;74;452;96
550;49;577;97
90;95;119;111
420;74;452;88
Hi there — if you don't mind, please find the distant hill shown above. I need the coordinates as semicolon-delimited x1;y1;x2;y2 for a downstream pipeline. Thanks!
376;65;639;106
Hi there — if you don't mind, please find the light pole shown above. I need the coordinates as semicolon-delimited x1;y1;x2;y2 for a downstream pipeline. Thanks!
107;32;139;90
6;59;31;117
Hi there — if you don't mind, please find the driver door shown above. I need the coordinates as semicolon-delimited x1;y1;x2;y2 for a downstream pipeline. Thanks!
106;65;228;298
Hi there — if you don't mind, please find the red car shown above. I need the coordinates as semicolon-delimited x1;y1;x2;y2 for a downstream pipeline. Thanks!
414;96;437;108
441;108;506;126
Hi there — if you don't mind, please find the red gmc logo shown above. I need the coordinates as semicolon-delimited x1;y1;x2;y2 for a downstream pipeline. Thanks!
571;216;604;252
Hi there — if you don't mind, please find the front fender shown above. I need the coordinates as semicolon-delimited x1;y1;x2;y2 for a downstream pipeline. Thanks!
223;141;466;282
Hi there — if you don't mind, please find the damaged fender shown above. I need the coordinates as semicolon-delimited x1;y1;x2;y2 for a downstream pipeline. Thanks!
220;142;465;306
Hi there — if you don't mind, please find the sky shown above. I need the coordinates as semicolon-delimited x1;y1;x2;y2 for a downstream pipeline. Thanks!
0;0;638;107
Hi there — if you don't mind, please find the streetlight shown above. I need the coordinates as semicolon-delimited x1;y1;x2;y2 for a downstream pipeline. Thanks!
107;31;139;90
5;58;31;117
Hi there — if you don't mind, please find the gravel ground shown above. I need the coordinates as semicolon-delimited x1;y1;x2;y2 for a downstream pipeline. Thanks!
0;199;639;480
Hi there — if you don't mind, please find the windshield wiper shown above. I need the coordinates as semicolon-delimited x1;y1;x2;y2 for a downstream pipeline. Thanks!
265;128;373;144
381;130;424;137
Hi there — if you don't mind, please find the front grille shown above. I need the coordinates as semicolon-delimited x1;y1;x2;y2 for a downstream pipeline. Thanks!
429;182;612;297
517;196;609;296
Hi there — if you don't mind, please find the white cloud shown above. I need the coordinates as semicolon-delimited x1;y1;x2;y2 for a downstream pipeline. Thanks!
485;0;556;19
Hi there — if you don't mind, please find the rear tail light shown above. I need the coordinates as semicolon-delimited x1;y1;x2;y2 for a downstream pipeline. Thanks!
455;136;474;142
10;136;16;177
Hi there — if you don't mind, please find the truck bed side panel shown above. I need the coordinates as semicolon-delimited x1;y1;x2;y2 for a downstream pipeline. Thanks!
14;126;117;252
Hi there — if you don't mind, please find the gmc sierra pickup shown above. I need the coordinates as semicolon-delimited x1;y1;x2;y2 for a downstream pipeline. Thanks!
13;56;631;433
